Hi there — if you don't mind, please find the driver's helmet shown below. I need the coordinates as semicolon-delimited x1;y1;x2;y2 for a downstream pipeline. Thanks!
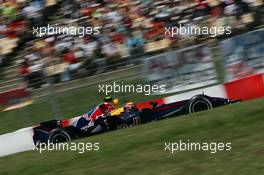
104;96;113;102
124;102;138;112
112;98;119;108
104;96;119;108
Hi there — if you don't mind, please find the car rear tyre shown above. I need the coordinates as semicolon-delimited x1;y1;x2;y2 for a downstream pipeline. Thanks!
188;96;213;114
47;129;71;143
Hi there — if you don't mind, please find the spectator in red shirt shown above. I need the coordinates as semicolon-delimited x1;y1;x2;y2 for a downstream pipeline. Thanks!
18;60;29;85
195;0;210;16
63;49;79;64
61;49;82;82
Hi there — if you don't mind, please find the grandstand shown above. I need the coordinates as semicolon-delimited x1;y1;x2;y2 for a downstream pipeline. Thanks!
0;0;263;94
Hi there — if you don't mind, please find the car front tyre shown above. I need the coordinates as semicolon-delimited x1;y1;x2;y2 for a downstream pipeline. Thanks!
188;96;213;114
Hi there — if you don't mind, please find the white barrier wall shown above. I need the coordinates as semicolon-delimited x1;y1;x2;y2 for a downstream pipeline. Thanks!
0;127;35;157
165;85;227;103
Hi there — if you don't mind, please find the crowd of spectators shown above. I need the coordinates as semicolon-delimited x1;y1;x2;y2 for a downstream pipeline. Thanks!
0;0;263;88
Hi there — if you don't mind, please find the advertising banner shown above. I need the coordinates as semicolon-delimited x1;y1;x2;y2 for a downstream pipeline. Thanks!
0;88;32;112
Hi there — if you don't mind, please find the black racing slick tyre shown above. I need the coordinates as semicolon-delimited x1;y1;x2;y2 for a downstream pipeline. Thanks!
188;95;213;114
47;128;71;143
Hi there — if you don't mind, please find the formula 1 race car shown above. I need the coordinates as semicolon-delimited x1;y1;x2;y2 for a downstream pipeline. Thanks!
33;95;240;145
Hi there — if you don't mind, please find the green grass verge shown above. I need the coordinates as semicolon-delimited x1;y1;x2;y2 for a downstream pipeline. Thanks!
0;98;263;175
